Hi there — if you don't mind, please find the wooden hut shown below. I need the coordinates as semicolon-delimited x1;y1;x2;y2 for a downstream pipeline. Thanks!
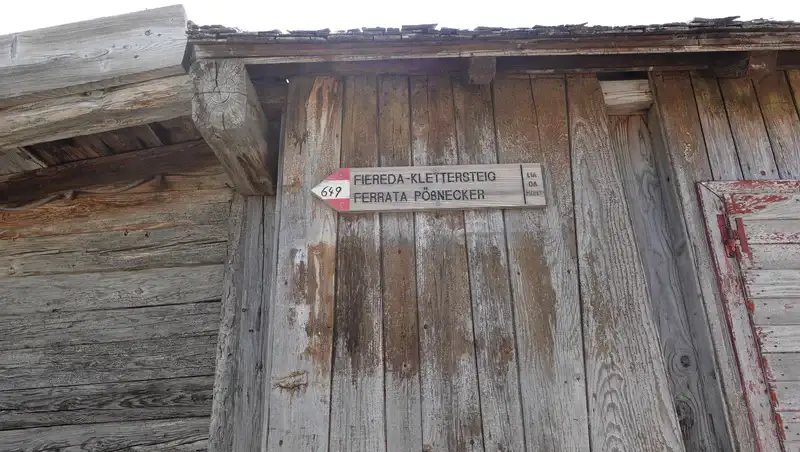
2;4;800;451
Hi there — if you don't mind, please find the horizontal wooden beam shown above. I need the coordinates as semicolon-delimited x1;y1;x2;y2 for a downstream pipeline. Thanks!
0;75;191;150
0;5;188;108
192;60;276;195
601;79;653;115
0;140;219;206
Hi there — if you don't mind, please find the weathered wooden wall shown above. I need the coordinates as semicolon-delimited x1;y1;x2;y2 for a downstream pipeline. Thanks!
0;158;233;450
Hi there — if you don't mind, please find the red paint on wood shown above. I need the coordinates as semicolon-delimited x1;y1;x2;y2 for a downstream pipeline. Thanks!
728;194;790;214
746;299;756;313
328;198;350;211
327;168;350;181
776;412;786;441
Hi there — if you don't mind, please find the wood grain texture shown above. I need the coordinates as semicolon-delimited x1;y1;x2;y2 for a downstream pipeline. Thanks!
266;76;342;451
747;270;800;298
765;353;800;381
0;148;45;176
727;193;800;220
329;75;385;452
0;5;187;108
754;72;800;178
650;71;748;451
410;75;482;452
610;114;722;450
0;188;232;239
192;60;276;195
747;244;800;269
0;303;219;351
568;74;683;452
0;140;224;206
0;417;208;452
753;298;800;325
0;75;192;150
1;224;226;277
0;265;223;315
0;335;216;391
759;325;800;352
377;75;423;452
601;79;653;115
781;412;800;442
719;78;779;179
774;381;800;411
493;76;589;451
0;376;212;430
453;77;524;451
741;219;800;244
690;75;743;180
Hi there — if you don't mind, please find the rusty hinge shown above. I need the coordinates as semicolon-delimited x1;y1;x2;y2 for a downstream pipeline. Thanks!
717;215;748;259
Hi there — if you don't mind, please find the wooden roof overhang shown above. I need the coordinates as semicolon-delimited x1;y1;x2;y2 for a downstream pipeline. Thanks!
3;7;800;207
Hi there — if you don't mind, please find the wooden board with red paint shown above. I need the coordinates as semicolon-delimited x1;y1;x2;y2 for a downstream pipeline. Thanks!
311;163;545;212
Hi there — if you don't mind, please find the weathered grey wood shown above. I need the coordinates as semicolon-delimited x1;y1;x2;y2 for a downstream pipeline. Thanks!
0;417;208;451
788;441;800;452
0;376;212;430
774;381;800;411
267;76;342;451
193;59;276;195
0;335;216;391
0;75;192;150
759;325;800;352
650;72;749;450
741;219;800;244
0;140;224;206
746;244;800;269
494;76;589;451
0;148;45;176
765;353;800;381
747;270;800;298
0;188;232;239
719;78;779;179
754;72;800;178
727;193;800;220
0;5;187;108
453;77;524;451
782;412;800;441
789;71;800;122
601;79;653;114
610;114;722;450
1;224;227;277
467;56;496;84
0;265;223;315
410;75;483;451
568;74;683;451
377;75;423;452
690;75;743;179
329;75;385;452
0;303;218;351
753;298;800;325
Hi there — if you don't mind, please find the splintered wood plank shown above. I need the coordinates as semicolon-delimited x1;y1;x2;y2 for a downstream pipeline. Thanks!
378;75;423;452
745;244;800;270
753;298;800;325
690;75;743;179
329;75;385;452
0;335;216;391
267;76;342;451
0;418;208;452
741;219;800;244
746;269;800;298
493;76;588;451
410;75;482;452
610;114;720;450
650;72;748;451
0;188;232;239
0;302;219;350
0;224;227;277
567;74;682;451
718;78;779;179
210;195;272;452
0;376;212;430
754;72;800;178
774;381;800;410
759;326;800;353
0;265;223;315
453;78;524;451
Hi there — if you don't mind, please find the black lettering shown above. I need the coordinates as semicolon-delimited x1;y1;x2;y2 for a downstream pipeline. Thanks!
400;192;408;202
477;189;485;199
487;171;496;182
411;173;420;183
476;171;485;182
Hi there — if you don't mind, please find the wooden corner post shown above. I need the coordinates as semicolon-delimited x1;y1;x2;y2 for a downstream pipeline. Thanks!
192;59;277;195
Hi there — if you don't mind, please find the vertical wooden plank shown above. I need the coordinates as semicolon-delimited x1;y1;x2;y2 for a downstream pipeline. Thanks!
718;78;779;179
788;71;800;126
754;72;800;179
610;115;722;450
329;76;385;452
410;75;483;452
452;78;525;451
267;76;343;452
567;74;683;452
690;75;743;180
493;76;589;451
378;75;423;452
650;71;752;451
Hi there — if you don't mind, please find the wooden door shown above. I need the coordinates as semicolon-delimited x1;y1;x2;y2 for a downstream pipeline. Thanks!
700;180;800;452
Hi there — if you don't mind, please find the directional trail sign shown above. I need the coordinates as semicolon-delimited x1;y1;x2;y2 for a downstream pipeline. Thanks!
311;163;545;213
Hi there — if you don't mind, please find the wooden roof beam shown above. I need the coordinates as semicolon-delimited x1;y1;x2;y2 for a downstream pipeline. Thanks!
0;75;192;150
192;60;276;195
0;5;188;109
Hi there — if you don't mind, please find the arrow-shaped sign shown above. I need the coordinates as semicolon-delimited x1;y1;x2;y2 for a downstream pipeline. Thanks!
312;163;545;213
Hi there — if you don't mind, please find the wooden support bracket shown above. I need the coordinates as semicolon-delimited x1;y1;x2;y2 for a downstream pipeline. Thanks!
192;59;276;195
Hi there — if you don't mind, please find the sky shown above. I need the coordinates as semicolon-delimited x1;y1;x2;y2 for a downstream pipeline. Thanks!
1;0;800;34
